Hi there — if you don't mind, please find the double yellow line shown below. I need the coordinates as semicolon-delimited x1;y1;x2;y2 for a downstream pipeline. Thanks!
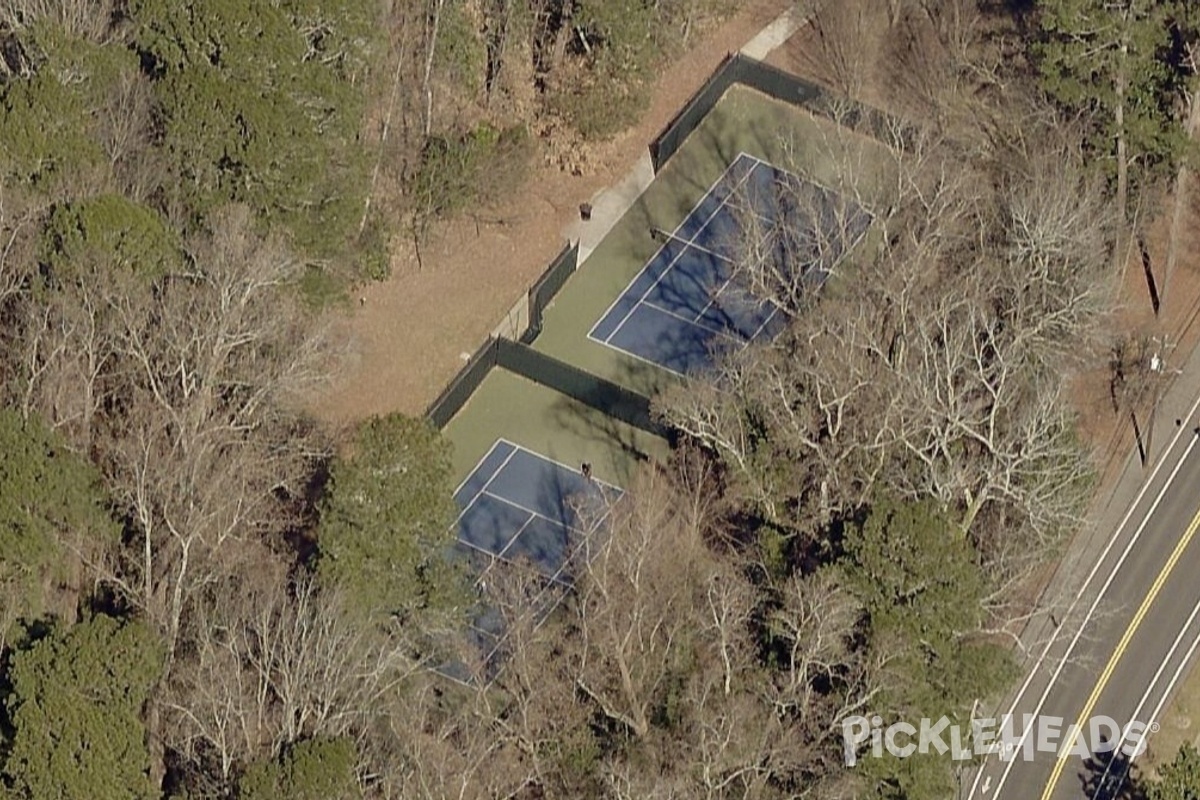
1038;504;1200;800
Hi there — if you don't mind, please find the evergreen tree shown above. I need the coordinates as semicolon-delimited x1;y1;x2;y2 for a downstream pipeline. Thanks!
1148;743;1200;800
39;194;182;283
0;24;139;188
841;498;1016;800
0;410;118;639
128;0;380;260
2;615;163;800
1035;0;1184;220
317;414;469;624
238;737;360;800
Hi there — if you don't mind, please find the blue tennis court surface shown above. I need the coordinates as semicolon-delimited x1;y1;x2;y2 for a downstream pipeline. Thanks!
589;152;873;375
453;439;622;582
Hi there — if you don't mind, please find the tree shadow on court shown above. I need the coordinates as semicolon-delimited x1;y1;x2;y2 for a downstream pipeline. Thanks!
547;395;655;485
1074;740;1150;800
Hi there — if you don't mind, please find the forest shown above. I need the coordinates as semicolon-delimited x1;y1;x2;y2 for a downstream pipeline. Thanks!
1;0;1200;798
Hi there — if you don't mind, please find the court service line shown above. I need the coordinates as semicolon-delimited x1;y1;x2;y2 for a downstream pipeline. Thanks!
745;304;782;343
1038;504;1200;800
453;446;521;528
968;406;1200;799
494;513;542;561
586;153;757;346
1095;595;1200;796
599;185;750;346
481;491;575;530
452;438;513;497
497;438;624;494
594;333;691;378
643;299;742;339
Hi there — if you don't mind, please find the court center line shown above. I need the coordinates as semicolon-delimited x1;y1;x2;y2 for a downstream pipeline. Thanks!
697;168;875;343
452;446;521;529
598;156;759;346
687;161;778;323
587;153;757;345
1038;504;1200;800
745;303;782;344
642;299;743;339
493;513;540;561
480;489;584;535
452;439;512;497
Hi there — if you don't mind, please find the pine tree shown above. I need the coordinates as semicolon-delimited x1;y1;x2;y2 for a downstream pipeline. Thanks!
1035;0;1184;223
317;414;469;625
2;615;163;800
1148;743;1200;800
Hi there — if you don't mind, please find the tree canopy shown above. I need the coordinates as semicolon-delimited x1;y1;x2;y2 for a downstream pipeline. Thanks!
128;0;376;258
238;737;360;800
1035;0;1186;209
2;615;163;800
317;414;469;624
0;409;117;637
1149;743;1200;800
840;498;1016;799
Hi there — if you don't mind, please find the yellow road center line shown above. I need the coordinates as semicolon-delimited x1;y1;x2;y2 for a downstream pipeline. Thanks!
1038;505;1200;800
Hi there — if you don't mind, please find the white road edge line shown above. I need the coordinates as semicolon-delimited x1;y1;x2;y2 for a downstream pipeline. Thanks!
979;434;1200;799
967;392;1200;799
1094;596;1200;796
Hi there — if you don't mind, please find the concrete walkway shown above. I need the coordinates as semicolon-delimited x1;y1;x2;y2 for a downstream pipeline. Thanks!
562;5;807;265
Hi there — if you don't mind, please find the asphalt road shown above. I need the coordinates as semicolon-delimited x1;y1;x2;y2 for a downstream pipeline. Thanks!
964;405;1200;800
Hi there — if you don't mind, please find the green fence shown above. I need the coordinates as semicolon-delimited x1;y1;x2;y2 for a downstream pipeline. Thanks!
522;242;579;344
495;338;669;440
649;52;908;172
425;337;500;429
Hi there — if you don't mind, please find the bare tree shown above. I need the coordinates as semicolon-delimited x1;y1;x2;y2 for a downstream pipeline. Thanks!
802;0;879;99
164;568;424;789
565;466;710;738
0;0;115;42
368;677;536;800
663;111;1110;561
0;180;40;311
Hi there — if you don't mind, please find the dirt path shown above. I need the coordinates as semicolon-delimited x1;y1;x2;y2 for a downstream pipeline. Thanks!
310;0;791;425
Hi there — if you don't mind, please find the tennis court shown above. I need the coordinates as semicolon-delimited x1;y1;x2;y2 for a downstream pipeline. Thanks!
588;152;872;375
453;438;622;582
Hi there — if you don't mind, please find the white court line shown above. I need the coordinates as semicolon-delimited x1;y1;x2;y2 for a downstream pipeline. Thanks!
590;158;790;370
453;438;513;497
1094;596;1200;796
453;438;621;549
643;299;742;339
597;178;752;346
586;152;878;375
968;421;1200;799
546;489;624;589
493;512;539;560
596;333;692;379
634;166;785;330
693;271;741;323
455;437;627;576
480;489;586;535
452;445;520;531
587;153;759;348
745;303;782;344
444;443;629;687
497;437;623;495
